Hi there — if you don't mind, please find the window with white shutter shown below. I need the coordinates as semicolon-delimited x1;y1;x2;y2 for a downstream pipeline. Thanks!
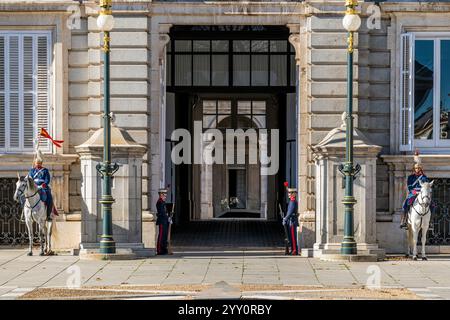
399;33;413;151
0;31;51;153
399;32;450;151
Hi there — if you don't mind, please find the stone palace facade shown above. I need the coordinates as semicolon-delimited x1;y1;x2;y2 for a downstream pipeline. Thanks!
0;0;450;255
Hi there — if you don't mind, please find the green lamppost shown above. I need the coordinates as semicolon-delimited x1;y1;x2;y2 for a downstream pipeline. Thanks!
339;0;361;255
96;0;119;254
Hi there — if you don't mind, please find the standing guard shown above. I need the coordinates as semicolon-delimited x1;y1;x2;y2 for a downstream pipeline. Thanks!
28;149;58;221
156;188;170;255
400;150;429;229
282;183;299;255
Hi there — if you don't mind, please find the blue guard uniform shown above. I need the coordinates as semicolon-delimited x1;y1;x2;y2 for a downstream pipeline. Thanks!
283;191;299;255
28;165;53;219
156;190;169;255
402;173;429;213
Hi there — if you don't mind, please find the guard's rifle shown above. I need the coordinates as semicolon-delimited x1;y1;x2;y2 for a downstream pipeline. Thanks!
278;203;290;255
167;203;175;255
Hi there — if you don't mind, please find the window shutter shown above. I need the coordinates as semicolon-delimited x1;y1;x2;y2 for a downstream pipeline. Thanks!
399;33;413;151
36;35;50;151
9;36;20;149
0;36;4;149
23;36;34;149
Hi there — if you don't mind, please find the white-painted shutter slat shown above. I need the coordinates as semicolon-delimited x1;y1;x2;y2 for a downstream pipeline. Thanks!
23;36;34;149
37;35;49;151
400;33;413;151
0;36;4;149
9;36;20;149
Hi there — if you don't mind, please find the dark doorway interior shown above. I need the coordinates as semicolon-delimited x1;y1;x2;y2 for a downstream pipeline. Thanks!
166;25;297;247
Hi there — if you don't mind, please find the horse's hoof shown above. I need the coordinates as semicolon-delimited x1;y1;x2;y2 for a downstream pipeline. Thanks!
46;251;54;256
413;256;418;261
27;252;32;256
39;252;45;256
422;257;428;261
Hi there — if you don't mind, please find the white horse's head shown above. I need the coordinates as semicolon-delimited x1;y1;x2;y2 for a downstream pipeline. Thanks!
418;180;434;206
13;172;26;202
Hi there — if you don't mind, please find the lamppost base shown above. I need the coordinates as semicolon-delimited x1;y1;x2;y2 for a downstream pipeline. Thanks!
100;238;116;254
80;248;138;260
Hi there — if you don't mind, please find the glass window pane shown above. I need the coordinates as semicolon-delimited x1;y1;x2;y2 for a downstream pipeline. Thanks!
203;115;216;129
253;115;266;128
193;40;210;52
233;40;250;52
414;40;434;140
440;40;450;140
218;100;231;114
203;100;216;114
212;40;229;52
175;40;191;52
270;55;287;86
233;55;250;86
217;115;231;128
238;101;251;114
167;41;172;53
212;55;229;86
251;55;268;86
251;40;268;52
166;54;171;86
193;55;210;86
290;54;296;86
270;40;287;52
175;55;192;86
252;101;266;114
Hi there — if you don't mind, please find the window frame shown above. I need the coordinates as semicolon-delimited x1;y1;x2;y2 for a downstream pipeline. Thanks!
0;30;52;154
409;32;450;150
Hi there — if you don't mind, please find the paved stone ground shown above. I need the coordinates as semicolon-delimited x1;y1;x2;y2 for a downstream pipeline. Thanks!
1;249;450;299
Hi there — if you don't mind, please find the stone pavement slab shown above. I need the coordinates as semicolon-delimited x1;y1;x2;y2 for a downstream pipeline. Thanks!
0;249;450;299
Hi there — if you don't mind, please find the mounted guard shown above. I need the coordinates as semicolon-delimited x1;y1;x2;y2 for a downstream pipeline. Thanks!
29;149;57;221
400;150;429;229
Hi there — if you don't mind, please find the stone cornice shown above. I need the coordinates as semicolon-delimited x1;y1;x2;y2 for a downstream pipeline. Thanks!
381;154;450;167
0;153;79;167
381;2;450;13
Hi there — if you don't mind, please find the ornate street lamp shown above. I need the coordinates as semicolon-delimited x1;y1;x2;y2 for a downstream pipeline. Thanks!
339;0;361;255
96;0;119;255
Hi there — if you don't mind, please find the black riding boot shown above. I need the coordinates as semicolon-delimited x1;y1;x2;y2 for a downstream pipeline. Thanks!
46;201;53;221
400;210;408;229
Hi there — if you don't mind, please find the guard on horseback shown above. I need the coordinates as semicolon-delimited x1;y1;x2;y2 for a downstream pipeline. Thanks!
400;150;429;229
28;149;58;221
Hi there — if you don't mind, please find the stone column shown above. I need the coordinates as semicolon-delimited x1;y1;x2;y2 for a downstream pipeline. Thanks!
76;125;153;257
149;23;172;215
311;116;385;260
288;23;315;250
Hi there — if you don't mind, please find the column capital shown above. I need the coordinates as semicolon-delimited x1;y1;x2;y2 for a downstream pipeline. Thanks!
159;33;170;65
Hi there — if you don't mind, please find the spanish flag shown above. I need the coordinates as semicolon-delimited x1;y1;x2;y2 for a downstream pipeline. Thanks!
40;128;64;148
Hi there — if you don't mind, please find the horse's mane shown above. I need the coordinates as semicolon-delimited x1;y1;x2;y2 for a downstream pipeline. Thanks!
26;176;37;192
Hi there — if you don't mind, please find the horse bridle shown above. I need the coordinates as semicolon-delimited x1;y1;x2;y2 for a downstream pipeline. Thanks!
412;193;431;217
19;181;42;210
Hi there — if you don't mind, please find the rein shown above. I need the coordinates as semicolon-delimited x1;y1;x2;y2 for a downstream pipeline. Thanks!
21;182;42;211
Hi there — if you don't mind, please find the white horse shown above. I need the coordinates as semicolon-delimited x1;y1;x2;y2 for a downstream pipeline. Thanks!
406;180;434;261
13;174;53;256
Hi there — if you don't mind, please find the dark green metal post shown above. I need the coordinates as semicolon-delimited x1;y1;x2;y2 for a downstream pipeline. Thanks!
341;31;357;255
98;29;115;254
96;1;119;255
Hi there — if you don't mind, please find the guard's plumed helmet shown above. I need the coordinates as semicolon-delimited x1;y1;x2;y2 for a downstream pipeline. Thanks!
158;188;168;194
413;149;422;170
35;149;44;165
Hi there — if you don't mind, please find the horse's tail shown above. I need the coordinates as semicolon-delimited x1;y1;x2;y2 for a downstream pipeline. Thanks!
50;215;57;236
